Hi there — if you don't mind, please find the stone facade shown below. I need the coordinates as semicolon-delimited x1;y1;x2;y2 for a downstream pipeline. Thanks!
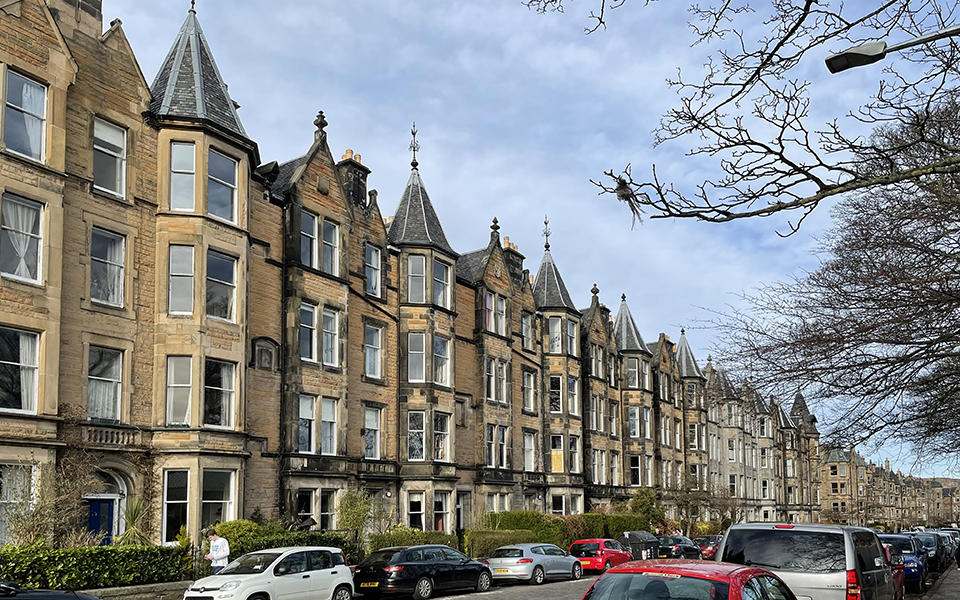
0;0;829;545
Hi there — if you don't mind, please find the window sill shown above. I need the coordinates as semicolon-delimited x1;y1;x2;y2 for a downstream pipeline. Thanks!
2;274;43;289
90;299;125;311
361;375;388;387
91;186;129;204
521;409;538;417
207;315;238;325
0;407;39;417
203;424;235;431
207;214;240;228
322;364;342;375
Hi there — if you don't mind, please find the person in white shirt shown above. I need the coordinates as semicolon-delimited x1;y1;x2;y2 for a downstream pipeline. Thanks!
204;527;231;574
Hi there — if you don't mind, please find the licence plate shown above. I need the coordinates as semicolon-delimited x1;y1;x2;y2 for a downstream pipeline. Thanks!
360;582;379;588
580;559;590;565
495;569;509;573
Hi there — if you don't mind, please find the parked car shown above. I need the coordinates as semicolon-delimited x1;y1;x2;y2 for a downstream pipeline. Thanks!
913;531;949;573
879;534;927;593
182;546;353;600
0;581;101;599
934;531;956;561
882;544;905;600
484;543;583;584
579;559;798;600
616;530;660;561
569;539;633;572
693;535;722;560
657;535;702;559
717;523;896;600
352;545;491;599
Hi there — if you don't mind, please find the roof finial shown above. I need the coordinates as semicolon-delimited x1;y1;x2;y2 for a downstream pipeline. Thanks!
543;215;551;251
491;217;500;232
313;111;327;141
591;283;599;296
681;327;686;335
409;122;420;169
190;0;196;13
621;293;626;302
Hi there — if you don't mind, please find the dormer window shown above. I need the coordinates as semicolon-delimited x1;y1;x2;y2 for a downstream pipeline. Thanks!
207;149;237;223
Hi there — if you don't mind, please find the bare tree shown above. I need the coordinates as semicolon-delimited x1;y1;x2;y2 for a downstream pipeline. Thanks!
527;0;960;234
712;97;960;458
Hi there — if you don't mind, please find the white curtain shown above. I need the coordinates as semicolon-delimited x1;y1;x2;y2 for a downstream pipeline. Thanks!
103;235;124;304
20;81;44;157
2;200;38;279
18;332;36;412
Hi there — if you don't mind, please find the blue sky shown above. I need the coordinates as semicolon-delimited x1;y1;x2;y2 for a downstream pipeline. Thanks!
102;1;943;474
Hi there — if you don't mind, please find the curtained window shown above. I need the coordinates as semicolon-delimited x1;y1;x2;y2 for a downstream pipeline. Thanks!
0;327;37;413
165;356;191;425
4;71;45;161
1;194;42;283
93;118;126;195
87;346;121;422
203;359;234;428
205;250;236;321
90;228;124;306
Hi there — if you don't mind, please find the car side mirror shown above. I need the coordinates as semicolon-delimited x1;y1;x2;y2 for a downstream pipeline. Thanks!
275;565;290;576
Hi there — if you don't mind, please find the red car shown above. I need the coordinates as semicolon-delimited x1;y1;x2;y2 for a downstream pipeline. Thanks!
569;538;633;572
694;535;722;559
580;559;798;600
882;543;906;600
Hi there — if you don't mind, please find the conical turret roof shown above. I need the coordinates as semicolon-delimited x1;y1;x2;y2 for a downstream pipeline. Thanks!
675;329;705;379
613;296;647;352
387;167;455;255
149;7;247;139
533;247;576;311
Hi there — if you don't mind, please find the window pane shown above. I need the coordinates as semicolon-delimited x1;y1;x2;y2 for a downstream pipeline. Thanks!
90;229;124;305
207;180;234;221
93;120;125;194
1;195;42;281
166;470;188;502
208;150;236;184
4;72;45;161
171;142;194;172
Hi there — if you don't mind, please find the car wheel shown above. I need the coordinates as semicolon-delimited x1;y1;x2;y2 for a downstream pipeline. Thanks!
602;560;612;572
413;577;433;600
571;562;583;580
529;566;545;585
332;585;353;600
476;570;492;592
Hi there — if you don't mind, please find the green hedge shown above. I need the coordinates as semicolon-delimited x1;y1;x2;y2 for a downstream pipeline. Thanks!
234;531;363;565
0;544;190;590
367;527;459;552
581;513;606;538
481;511;657;549
463;529;537;558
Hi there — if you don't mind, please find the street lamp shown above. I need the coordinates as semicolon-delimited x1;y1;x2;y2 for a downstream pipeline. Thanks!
825;23;960;73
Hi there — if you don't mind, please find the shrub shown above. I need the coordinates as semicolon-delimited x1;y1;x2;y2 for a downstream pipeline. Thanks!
604;514;655;538
367;526;459;553
210;519;265;557
481;511;568;547
558;514;589;547
581;513;606;538
0;544;190;590
463;529;536;558
231;531;363;565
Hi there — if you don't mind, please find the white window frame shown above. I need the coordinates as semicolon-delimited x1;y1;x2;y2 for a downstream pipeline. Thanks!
486;424;496;467
407;333;425;382
497;425;508;469
321;219;338;275
87;345;122;422
567;320;577;355
611;451;619;486
433;336;450;386
495;295;506;335
162;469;189;545
433;490;450;533
548;317;561;353
0;194;43;284
92;118;126;196
408;410;425;461
364;244;381;296
364;406;381;459
298;394;315;453
549;375;562;413
523;431;536;472
521;313;533;350
90;227;125;307
433;259;450;308
203;359;235;429
629;406;640;438
363;324;382;379
522;371;536;412
0;327;38;415
170;141;195;211
496;360;507;404
207;148;237;223
569;435;580;473
168;245;194;315
200;469;235;528
299;302;317;362
321;308;339;366
408;491;425;530
433;412;451;462
205;250;236;322
550;434;564;473
300;210;318;268
165;356;191;426
4;70;46;162
567;376;579;415
320;397;338;455
408;255;425;303
626;358;639;388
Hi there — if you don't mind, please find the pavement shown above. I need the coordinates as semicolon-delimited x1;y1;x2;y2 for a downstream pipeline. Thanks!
923;565;960;600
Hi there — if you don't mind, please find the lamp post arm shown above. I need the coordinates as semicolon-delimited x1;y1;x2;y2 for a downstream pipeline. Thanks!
886;23;960;54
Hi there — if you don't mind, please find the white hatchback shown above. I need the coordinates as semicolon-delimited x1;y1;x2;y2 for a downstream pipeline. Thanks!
183;546;353;600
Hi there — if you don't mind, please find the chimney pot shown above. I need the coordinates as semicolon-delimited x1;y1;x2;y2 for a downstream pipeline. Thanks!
354;154;361;163
342;149;354;160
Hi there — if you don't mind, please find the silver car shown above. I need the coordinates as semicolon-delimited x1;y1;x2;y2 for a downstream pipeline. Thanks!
485;543;584;584
716;523;895;600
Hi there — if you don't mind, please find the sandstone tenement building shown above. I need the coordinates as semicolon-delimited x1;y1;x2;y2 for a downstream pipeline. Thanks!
0;1;941;545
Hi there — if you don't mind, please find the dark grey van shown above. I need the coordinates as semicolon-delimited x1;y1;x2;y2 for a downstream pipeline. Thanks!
717;523;896;600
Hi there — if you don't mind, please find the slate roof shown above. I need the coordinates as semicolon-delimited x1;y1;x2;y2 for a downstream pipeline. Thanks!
455;247;491;284
533;248;577;311
790;391;820;434
149;8;246;139
613;297;647;352
271;155;309;196
387;167;456;255
675;330;704;379
704;359;737;400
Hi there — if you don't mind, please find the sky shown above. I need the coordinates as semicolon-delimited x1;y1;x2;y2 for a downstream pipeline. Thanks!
100;0;945;475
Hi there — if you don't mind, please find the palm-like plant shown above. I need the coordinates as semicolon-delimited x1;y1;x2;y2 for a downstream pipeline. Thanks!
117;497;153;546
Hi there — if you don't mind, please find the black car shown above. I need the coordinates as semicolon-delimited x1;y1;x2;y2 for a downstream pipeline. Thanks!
0;581;101;599
657;535;703;559
913;532;949;573
353;544;492;599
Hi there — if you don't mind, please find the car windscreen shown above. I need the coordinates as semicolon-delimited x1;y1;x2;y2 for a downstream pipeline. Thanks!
659;537;683;545
721;529;846;573
358;549;401;567
571;543;599;557
219;552;282;575
880;538;915;554
491;548;524;558
583;572;730;600
916;534;937;548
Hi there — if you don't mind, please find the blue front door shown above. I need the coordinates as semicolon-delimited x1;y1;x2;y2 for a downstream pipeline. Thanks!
87;499;114;544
